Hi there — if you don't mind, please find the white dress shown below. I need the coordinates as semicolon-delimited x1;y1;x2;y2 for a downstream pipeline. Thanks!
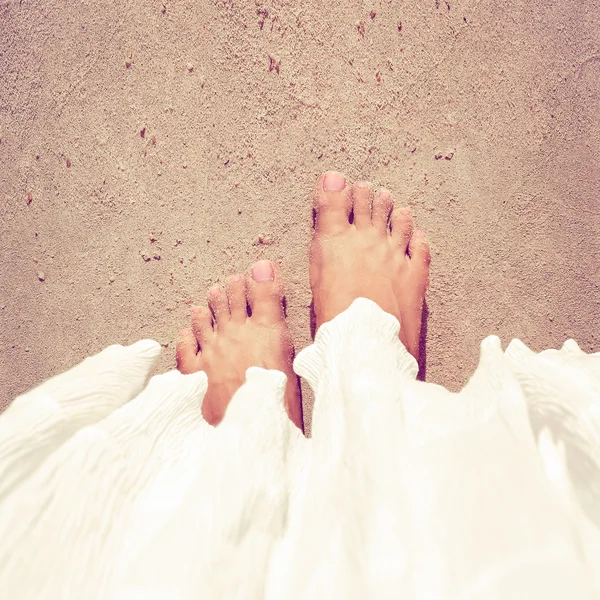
0;299;599;599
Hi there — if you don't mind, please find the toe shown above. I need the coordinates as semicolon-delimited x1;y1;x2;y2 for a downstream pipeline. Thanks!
372;189;393;234
391;207;414;254
191;305;214;347
208;285;230;329
408;230;432;273
176;328;199;374
352;181;372;229
247;260;285;324
227;274;248;323
314;171;352;234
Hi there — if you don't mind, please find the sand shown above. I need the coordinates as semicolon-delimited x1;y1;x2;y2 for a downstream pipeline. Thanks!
1;0;599;431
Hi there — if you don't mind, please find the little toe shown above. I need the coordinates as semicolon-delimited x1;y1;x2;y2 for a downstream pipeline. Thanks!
391;207;414;254
176;328;199;374
352;181;373;229
314;171;352;234
191;305;214;347
372;189;393;234
247;260;285;324
408;230;432;274
226;274;248;323
208;285;230;329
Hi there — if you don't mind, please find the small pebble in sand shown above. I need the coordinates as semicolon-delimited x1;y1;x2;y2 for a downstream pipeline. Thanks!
37;271;46;281
109;276;115;284
66;158;71;168
186;63;194;73
25;347;30;353
151;135;157;145
254;234;274;246
238;208;242;215
370;10;376;19
434;149;455;161
182;162;188;169
356;20;366;37
27;192;33;205
268;56;280;74
140;127;146;138
125;50;133;69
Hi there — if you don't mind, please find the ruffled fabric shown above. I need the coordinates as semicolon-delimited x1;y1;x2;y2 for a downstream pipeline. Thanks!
0;298;598;598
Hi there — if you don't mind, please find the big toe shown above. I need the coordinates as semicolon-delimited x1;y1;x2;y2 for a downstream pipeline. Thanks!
314;171;351;234
247;260;285;324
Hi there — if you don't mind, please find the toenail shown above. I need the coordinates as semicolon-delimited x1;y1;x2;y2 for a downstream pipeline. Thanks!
191;305;202;313
323;172;346;192
178;329;187;337
379;190;391;201
209;287;220;297
414;230;426;238
400;208;411;216
252;260;274;282
355;180;370;188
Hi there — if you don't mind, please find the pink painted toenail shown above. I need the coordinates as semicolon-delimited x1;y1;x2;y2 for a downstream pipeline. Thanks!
400;208;411;216
178;329;187;337
252;260;274;282
191;305;202;313
323;172;346;191
379;190;391;201
209;287;220;297
355;180;370;188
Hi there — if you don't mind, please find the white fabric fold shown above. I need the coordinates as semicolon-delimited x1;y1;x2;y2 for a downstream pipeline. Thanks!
0;339;161;502
0;299;598;599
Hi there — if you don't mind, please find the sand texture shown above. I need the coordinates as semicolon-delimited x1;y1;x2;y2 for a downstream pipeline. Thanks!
1;0;599;430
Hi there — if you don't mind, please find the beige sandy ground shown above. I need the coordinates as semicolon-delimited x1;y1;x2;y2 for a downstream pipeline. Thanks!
1;0;599;432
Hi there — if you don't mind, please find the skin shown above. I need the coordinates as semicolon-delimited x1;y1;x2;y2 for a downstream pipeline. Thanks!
310;172;431;360
176;171;430;431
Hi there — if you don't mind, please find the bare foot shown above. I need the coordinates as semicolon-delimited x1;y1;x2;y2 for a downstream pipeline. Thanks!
309;172;431;361
176;260;303;430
